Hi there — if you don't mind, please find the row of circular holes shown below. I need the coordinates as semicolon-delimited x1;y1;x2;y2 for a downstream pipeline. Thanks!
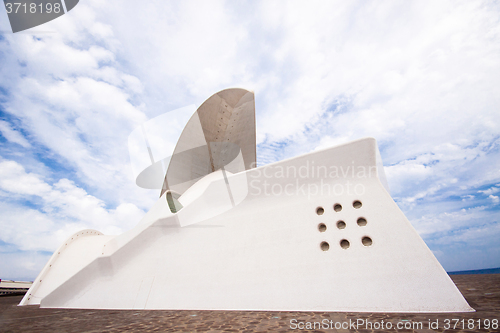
316;200;362;215
318;217;366;233
320;237;372;251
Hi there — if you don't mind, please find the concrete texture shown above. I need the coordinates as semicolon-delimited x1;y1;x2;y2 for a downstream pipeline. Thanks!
1;274;499;332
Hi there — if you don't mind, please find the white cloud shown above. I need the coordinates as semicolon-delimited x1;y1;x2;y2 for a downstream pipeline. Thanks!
412;205;489;237
0;120;31;148
488;195;500;204
0;160;145;253
461;194;474;201
0;160;51;195
479;187;499;196
0;5;157;209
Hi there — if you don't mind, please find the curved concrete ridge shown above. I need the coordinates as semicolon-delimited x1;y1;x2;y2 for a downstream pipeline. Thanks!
160;88;256;197
19;229;109;306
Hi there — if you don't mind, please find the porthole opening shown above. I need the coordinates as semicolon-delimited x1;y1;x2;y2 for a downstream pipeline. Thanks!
340;239;350;249
318;223;327;232
333;204;342;212
353;200;362;209
166;191;183;213
357;217;367;226
362;237;373;246
316;207;324;215
320;241;330;251
337;220;346;229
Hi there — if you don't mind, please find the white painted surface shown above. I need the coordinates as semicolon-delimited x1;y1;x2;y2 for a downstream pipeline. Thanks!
19;229;112;306
21;138;474;312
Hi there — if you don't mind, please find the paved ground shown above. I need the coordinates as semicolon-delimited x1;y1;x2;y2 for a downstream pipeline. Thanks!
0;274;498;332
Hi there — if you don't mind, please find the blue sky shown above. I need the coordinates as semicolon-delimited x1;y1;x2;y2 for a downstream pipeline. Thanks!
0;0;499;280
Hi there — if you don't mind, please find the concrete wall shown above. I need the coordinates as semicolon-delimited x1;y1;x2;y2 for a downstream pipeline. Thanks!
21;138;473;312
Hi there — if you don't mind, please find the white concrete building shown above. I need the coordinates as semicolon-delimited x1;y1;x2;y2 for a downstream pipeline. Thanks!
20;89;473;312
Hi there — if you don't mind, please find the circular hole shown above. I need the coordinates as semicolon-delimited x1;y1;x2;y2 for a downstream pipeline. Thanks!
353;200;362;209
357;217;367;226
316;207;324;215
320;241;330;251
337;220;346;229
340;239;350;249
362;236;373;246
318;223;327;232
333;204;342;212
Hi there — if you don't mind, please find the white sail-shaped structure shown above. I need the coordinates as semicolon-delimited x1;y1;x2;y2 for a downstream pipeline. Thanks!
20;89;473;312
